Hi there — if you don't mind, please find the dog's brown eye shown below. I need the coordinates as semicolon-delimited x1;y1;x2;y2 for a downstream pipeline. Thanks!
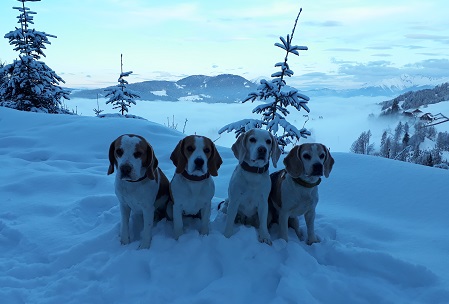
116;148;124;157
186;146;194;152
134;151;142;158
204;148;211;154
319;153;325;159
249;137;256;143
266;139;272;145
303;153;311;160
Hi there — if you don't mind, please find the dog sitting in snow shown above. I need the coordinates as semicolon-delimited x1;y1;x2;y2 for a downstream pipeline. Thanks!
268;143;334;244
169;135;222;239
108;134;170;249
221;128;281;245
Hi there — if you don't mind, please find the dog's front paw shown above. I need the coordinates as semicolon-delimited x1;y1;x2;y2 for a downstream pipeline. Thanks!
306;235;320;245
138;241;151;250
120;235;130;245
200;226;209;236
173;229;183;240
258;234;272;246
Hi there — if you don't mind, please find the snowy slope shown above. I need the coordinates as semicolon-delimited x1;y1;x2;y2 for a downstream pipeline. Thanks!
1;107;448;304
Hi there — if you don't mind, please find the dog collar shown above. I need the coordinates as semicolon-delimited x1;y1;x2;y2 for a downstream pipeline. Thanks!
240;161;269;174
182;170;210;181
292;176;321;188
126;175;147;183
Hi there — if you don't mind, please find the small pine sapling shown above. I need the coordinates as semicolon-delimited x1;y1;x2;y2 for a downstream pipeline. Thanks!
93;93;104;116
219;8;310;151
105;54;140;115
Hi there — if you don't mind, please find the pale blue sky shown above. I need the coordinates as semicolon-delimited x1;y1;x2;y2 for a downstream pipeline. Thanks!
1;0;448;89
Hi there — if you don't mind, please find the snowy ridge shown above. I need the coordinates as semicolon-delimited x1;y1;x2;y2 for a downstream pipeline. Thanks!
362;74;449;93
70;74;257;104
1;107;448;303
70;73;449;102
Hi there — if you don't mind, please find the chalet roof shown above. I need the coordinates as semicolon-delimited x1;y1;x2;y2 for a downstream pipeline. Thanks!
420;113;434;119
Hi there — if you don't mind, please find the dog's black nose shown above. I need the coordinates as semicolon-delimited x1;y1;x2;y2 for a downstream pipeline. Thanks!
312;163;323;176
257;146;267;160
258;146;267;154
194;158;204;168
120;164;132;177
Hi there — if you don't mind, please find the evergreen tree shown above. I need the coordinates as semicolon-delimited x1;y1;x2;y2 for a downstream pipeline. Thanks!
0;60;6;101
436;132;449;151
350;130;374;155
219;9;310;152
0;0;69;113
391;99;400;114
105;54;140;115
380;130;391;158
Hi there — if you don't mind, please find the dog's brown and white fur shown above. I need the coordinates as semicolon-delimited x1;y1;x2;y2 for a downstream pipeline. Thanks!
108;134;170;249
269;143;334;245
223;128;281;245
170;135;222;239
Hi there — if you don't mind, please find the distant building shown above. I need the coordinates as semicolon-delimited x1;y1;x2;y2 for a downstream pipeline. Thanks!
420;113;434;121
403;111;414;118
412;109;423;116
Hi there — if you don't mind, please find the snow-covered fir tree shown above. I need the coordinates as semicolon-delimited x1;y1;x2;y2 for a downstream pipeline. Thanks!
350;130;374;155
105;54;140;115
0;0;69;113
0;61;6;101
219;9;310;152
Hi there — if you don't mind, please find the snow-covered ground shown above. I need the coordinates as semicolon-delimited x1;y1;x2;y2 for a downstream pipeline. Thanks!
1;102;449;303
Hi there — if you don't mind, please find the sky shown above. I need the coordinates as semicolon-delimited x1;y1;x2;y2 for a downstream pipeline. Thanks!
1;0;449;90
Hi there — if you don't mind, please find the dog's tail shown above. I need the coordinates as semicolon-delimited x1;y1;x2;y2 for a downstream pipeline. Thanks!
217;199;229;213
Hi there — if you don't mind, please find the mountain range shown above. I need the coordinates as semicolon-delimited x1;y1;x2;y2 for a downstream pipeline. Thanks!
69;74;257;103
69;73;449;102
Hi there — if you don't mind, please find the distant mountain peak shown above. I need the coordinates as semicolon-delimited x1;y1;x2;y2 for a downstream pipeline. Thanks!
362;74;449;93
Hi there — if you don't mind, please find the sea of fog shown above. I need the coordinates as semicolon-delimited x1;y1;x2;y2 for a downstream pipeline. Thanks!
66;96;396;152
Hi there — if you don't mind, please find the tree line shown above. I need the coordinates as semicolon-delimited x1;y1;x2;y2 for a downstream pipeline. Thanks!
351;121;449;169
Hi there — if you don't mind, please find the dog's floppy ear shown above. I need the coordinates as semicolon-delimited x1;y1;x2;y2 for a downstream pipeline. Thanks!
107;140;116;175
270;133;282;168
231;132;248;164
283;145;303;178
144;144;159;182
206;138;223;176
170;138;188;174
322;144;334;178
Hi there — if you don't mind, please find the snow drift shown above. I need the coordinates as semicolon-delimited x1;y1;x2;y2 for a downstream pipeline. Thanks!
1;107;448;303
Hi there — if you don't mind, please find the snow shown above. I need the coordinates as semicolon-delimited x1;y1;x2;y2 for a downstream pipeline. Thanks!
151;90;168;97
1;98;449;303
363;74;449;92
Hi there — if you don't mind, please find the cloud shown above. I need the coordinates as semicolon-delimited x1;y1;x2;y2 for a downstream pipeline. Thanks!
334;58;449;84
371;53;393;57
304;20;343;27
301;72;329;78
212;65;219;69
325;48;360;52
405;34;449;44
405;58;449;72
365;46;393;50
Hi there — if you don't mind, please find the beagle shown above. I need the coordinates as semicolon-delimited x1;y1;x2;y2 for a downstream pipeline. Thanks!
222;128;281;245
108;134;170;249
170;135;222;239
269;143;334;245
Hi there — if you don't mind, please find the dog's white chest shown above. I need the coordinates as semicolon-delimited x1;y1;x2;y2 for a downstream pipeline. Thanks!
230;167;271;216
115;177;158;211
171;174;215;215
281;178;318;216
